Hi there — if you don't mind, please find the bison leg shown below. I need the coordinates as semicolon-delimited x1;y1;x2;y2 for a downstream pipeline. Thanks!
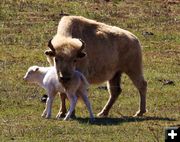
56;93;67;118
97;71;122;117
127;73;147;117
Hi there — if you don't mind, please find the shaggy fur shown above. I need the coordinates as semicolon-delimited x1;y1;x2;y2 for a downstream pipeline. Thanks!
46;16;147;117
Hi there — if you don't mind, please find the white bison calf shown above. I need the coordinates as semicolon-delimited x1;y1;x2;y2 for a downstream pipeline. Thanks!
23;65;94;121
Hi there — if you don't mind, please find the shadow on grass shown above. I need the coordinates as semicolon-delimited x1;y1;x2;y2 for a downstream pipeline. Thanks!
75;116;176;125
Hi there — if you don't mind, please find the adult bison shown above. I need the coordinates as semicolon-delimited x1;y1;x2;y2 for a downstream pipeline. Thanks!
45;16;147;118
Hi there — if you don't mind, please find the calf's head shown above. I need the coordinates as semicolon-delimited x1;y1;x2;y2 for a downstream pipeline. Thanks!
45;37;86;82
23;66;40;83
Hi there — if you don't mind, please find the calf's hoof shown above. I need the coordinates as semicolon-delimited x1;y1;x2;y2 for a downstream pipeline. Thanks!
70;114;76;119
133;110;147;117
41;113;46;118
63;117;69;121
89;118;95;123
45;114;51;119
97;111;108;118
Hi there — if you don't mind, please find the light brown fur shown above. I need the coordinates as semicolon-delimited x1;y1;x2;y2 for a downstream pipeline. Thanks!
46;16;147;117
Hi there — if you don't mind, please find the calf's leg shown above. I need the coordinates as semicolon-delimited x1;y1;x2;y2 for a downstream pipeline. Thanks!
64;94;78;121
98;71;122;117
56;93;76;119
41;91;55;119
80;90;94;121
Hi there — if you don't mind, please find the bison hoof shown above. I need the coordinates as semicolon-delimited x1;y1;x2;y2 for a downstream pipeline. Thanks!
133;110;147;117
97;111;108;118
56;112;66;119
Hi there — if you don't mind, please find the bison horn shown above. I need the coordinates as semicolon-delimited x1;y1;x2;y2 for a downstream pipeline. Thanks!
48;39;55;52
79;39;85;51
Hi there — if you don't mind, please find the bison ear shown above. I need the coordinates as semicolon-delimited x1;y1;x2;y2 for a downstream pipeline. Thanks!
76;51;86;59
44;50;55;57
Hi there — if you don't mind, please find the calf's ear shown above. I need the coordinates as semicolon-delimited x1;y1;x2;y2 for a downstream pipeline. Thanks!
35;67;39;72
33;67;39;72
44;50;55;57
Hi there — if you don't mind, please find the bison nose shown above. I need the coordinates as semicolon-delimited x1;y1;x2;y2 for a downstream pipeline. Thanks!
59;77;71;82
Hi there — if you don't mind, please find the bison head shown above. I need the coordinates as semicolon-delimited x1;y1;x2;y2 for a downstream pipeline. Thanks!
45;37;86;82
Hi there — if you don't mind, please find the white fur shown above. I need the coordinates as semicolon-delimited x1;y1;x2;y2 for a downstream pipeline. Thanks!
24;66;94;121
